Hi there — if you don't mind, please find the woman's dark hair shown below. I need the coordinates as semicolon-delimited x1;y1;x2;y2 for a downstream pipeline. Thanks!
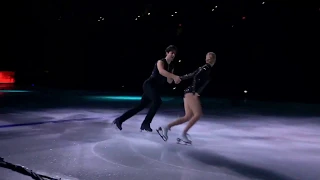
165;45;177;53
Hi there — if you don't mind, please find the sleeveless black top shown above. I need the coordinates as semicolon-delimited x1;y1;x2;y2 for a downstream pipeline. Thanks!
146;58;173;87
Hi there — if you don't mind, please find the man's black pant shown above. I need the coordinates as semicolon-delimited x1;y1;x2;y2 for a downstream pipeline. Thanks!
117;81;162;126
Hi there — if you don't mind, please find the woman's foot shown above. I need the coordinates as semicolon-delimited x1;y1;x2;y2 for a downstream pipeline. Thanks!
157;126;170;141
179;132;191;144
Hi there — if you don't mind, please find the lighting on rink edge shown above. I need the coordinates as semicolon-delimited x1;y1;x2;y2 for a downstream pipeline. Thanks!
262;2;265;4
122;85;124;88
175;12;177;14
178;60;181;62
215;6;218;8
148;13;150;15
173;87;176;90
244;90;248;94
171;15;174;16
212;9;215;11
0;90;31;93
85;96;174;102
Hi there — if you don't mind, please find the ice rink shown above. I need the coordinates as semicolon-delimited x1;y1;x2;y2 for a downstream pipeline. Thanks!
0;91;319;180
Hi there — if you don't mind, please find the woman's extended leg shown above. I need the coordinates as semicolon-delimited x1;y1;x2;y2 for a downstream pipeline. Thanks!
167;97;193;128
183;94;203;134
158;97;193;140
178;93;202;143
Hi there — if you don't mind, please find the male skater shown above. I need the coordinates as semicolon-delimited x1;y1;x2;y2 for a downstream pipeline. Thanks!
113;45;181;132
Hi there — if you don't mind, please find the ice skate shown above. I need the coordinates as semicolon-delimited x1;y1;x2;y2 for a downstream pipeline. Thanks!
140;124;153;132
177;133;192;145
113;118;122;130
156;126;170;141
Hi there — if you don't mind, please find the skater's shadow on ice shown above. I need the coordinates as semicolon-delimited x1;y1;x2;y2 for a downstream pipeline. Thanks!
185;150;292;180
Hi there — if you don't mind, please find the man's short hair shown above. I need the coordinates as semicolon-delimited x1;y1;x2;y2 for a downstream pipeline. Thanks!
165;45;177;53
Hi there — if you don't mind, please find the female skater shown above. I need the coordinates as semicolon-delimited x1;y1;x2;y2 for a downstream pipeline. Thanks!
157;52;216;144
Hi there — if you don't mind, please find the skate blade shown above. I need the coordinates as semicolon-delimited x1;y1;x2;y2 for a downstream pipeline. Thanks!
156;128;167;141
176;138;192;145
112;121;122;131
140;129;152;132
114;125;121;131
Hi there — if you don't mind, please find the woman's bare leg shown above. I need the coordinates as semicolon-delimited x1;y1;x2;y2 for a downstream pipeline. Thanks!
182;94;202;134
167;97;193;129
158;96;193;141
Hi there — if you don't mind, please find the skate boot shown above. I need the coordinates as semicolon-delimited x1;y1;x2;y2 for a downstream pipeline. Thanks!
177;133;192;145
156;126;170;141
113;118;122;130
140;124;152;132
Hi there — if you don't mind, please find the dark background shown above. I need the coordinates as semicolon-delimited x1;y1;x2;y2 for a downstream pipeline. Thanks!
2;0;320;103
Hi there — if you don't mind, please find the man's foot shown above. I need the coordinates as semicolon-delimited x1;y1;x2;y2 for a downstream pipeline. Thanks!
113;118;122;130
140;124;152;132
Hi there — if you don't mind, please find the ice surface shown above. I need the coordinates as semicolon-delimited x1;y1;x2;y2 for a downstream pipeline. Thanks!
0;107;319;180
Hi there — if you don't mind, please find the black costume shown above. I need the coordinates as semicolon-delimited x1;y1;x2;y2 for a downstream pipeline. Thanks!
113;58;173;132
180;63;212;96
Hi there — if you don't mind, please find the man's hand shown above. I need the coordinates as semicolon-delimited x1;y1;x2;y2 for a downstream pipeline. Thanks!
173;75;181;84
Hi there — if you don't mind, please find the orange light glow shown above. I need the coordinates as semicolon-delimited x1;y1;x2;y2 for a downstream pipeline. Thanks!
0;71;15;83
